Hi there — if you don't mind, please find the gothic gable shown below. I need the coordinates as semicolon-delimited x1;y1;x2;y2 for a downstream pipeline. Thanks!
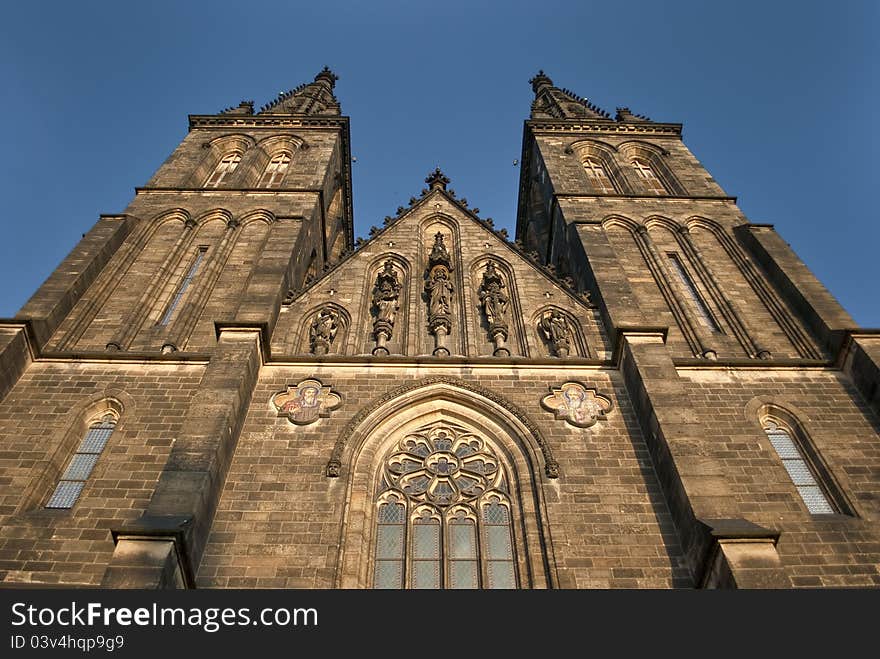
271;171;610;359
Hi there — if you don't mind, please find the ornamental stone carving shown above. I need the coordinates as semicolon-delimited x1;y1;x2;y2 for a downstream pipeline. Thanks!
478;261;510;356
371;260;402;355
424;232;454;356
541;382;612;429
538;309;572;358
309;306;340;354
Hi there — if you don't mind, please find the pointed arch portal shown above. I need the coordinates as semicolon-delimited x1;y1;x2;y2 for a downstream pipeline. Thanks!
333;379;557;589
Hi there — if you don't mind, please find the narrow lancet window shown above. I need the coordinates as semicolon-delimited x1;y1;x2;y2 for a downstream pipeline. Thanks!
763;420;836;514
46;414;116;509
667;253;721;332
160;247;207;326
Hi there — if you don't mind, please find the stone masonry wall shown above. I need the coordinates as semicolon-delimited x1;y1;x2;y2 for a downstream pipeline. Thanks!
0;361;205;586
197;364;691;589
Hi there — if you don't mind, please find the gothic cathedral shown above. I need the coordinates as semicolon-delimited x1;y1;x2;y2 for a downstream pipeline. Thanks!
0;69;878;589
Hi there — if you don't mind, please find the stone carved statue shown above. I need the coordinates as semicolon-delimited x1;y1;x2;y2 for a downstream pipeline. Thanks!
372;260;402;355
309;306;339;354
425;232;454;356
372;260;401;326
425;267;453;318
539;309;572;358
478;262;509;326
478;262;510;356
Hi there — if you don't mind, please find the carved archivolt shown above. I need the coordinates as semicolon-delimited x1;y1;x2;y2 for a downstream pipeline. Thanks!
326;376;559;479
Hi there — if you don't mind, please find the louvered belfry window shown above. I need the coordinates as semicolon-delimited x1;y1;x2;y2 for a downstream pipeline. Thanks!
631;158;667;194
257;152;291;188
373;421;518;589
583;157;616;193
204;152;241;187
46;414;116;509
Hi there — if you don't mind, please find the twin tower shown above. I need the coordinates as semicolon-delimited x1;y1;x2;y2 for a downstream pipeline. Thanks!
0;69;878;589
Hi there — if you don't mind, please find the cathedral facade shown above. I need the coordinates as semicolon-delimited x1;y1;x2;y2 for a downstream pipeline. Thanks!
0;69;878;589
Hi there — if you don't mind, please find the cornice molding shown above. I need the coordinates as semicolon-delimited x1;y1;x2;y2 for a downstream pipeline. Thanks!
188;115;349;130
528;120;682;136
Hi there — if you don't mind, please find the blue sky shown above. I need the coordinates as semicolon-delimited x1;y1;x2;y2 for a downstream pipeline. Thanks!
1;1;876;325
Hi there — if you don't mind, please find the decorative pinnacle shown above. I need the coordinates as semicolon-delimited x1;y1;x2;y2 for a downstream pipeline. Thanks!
425;167;450;191
315;66;339;88
529;70;554;94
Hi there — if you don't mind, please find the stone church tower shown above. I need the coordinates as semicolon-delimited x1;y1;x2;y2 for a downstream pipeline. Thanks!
0;69;877;589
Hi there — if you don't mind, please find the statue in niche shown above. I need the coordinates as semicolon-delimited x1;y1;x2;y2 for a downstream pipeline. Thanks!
425;231;454;356
539;309;572;358
372;260;401;326
478;262;510;356
428;231;451;268
372;260;402;355
309;306;339;354
478;262;509;325
425;267;453;317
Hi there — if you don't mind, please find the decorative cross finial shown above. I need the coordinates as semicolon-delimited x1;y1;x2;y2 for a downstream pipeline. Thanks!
529;70;554;94
425;167;450;191
315;66;339;88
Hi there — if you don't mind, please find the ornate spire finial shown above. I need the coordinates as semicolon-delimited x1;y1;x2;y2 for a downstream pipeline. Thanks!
529;70;554;94
315;66;339;88
425;167;450;191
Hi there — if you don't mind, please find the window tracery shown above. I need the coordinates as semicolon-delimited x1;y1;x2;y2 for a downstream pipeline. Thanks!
373;421;517;589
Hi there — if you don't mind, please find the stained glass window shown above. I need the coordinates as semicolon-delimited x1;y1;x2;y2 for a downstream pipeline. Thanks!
46;414;116;509
373;422;519;589
764;420;836;515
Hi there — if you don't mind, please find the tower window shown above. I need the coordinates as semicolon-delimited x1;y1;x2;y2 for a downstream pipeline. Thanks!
205;152;242;187
373;422;518;589
631;158;667;194
763;420;837;515
159;247;208;326
667;253;721;332
257;152;291;188
46;414;116;509
582;157;616;193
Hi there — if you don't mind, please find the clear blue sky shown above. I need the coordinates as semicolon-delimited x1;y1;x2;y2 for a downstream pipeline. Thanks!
1;1;876;325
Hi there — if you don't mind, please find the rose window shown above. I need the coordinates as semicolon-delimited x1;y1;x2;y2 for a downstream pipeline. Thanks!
385;425;501;507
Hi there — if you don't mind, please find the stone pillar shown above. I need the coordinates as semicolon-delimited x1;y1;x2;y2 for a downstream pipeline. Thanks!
698;519;788;588
0;324;33;403
17;214;133;348
736;224;857;355
842;332;880;417
103;328;263;588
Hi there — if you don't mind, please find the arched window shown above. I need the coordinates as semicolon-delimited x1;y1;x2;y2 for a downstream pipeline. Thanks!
257;152;291;188
204;152;242;187
582;157;616;193
46;413;117;509
373;421;518;589
631;158;667;194
762;419;838;515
